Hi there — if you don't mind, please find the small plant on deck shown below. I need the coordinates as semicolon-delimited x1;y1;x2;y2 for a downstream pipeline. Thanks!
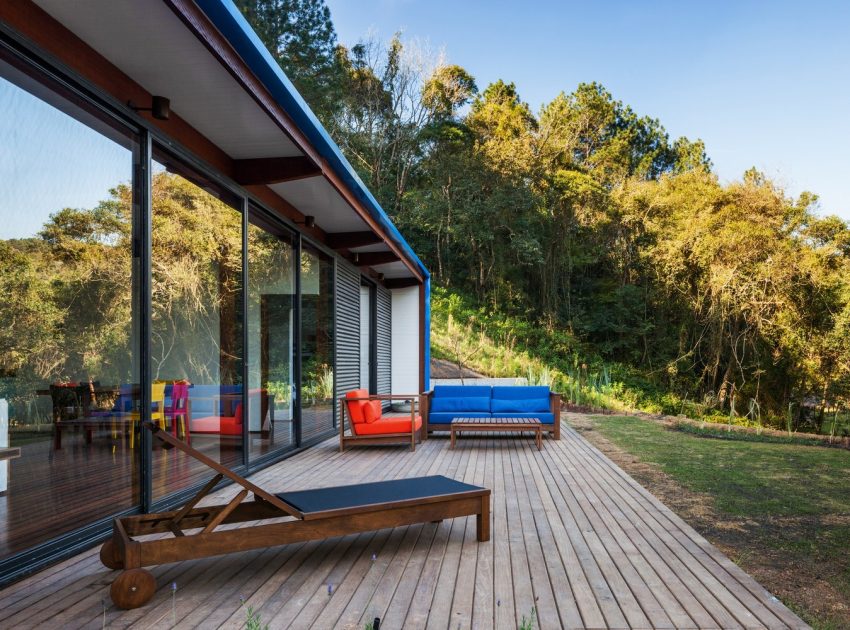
519;606;537;629
241;600;268;630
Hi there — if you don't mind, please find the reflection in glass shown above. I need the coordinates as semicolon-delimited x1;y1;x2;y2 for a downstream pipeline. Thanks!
150;153;243;500
0;58;139;559
300;246;335;443
247;211;296;457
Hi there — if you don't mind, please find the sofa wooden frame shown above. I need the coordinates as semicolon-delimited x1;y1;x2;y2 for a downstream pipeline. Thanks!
100;422;489;610
423;390;562;440
338;393;425;452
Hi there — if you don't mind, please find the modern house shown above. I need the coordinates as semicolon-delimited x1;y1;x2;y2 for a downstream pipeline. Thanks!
0;0;429;585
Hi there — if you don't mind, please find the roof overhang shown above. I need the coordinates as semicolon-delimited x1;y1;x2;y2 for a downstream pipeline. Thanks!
30;0;428;283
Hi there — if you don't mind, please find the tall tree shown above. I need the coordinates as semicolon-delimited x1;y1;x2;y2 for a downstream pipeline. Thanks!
235;0;341;125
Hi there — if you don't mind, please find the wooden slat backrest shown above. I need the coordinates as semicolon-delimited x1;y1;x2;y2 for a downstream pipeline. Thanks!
143;422;302;518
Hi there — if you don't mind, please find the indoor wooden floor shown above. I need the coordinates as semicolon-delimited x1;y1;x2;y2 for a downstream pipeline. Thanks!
0;420;807;629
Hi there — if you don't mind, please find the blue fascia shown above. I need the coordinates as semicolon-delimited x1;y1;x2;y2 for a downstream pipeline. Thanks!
194;0;430;284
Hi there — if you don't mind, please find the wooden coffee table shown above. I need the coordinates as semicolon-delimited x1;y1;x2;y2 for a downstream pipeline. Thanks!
450;417;543;450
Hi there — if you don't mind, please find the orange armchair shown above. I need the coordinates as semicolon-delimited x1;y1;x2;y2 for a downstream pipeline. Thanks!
339;389;424;452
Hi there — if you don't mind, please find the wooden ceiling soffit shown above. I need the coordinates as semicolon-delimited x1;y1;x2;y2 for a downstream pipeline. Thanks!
164;0;321;165
326;231;383;249
233;156;320;186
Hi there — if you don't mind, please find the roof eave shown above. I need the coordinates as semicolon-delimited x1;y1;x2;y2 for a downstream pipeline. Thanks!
193;0;430;281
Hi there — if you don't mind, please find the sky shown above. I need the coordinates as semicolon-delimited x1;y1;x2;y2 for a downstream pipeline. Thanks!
326;0;850;220
0;74;132;240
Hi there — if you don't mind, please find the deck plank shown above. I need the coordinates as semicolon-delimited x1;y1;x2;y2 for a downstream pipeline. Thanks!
563;426;789;628
0;417;809;629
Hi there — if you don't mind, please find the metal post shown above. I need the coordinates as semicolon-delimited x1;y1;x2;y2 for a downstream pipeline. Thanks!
294;234;302;447
241;199;249;468
139;131;153;512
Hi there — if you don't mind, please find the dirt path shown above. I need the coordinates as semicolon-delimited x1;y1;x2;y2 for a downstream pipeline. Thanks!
567;412;850;629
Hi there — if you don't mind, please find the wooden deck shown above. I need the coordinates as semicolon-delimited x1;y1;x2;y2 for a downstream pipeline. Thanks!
0;421;807;629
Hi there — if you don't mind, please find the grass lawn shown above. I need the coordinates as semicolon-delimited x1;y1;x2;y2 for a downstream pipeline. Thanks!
575;414;850;630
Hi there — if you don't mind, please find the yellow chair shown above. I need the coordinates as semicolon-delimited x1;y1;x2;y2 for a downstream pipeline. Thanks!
130;382;167;448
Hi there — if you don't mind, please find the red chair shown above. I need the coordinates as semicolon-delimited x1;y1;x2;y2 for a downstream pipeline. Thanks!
191;401;243;437
190;388;274;439
339;389;424;452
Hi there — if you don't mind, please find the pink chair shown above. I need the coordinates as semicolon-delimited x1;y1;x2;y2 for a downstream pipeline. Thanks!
164;381;191;444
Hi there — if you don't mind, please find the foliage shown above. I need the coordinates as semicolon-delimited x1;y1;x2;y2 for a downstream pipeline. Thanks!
0;172;254;424
431;287;656;411
317;30;850;427
519;606;537;630
187;9;850;426
672;422;840;447
235;0;342;124
243;604;269;630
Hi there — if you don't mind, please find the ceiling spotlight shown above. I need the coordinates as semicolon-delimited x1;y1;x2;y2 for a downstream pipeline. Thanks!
128;95;170;120
352;252;360;264
295;215;316;229
377;273;385;281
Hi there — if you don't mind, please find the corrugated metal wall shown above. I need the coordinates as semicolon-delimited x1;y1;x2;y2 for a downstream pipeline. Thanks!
377;284;392;402
335;261;361;422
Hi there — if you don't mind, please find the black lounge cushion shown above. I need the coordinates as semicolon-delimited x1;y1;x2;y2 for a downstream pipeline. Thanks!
277;475;483;515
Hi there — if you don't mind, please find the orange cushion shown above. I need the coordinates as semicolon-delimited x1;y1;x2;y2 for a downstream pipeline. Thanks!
345;389;370;424
363;400;383;423
353;415;422;435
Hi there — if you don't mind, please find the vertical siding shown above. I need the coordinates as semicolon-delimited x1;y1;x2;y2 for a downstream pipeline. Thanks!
377;284;392;404
335;261;361;423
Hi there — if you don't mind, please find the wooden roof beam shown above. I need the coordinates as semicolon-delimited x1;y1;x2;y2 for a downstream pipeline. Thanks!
233;156;320;186
355;251;400;266
326;231;383;249
383;277;420;289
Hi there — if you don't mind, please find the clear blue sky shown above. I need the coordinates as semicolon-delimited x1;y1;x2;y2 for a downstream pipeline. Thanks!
327;0;850;220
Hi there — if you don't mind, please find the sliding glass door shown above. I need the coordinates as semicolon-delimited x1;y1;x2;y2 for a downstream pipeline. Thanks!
300;245;335;443
0;32;343;582
247;207;297;458
0;54;141;558
150;148;244;501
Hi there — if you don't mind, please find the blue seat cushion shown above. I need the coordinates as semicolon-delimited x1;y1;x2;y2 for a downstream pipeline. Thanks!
428;411;491;424
491;397;550;414
491;386;551;400
491;412;555;424
432;385;492;398
430;397;491;413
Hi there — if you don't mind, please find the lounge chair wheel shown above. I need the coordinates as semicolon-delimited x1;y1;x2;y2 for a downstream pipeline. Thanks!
99;539;123;570
110;568;156;609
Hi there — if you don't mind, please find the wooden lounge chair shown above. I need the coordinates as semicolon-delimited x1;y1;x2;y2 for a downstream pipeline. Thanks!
100;422;491;609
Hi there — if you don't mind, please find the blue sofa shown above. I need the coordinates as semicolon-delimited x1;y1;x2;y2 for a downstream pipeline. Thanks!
425;385;561;439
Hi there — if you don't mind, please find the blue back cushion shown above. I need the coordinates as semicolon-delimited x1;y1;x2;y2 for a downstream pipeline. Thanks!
190;384;243;415
491;386;550;400
491;397;550;413
433;385;492;398
431;397;491;413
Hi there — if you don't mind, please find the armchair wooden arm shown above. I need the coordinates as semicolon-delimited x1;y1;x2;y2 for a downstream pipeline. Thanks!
549;391;562;440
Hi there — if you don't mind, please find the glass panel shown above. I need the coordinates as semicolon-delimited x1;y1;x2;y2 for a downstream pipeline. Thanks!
151;150;243;500
0;56;140;559
300;246;334;442
247;209;296;458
